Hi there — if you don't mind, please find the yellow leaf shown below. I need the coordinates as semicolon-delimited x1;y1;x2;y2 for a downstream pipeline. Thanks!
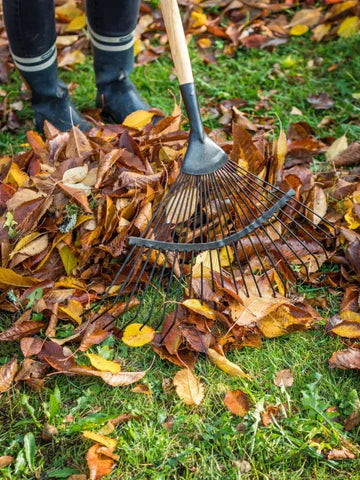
276;130;287;169
87;353;121;374
312;23;331;42
4;162;29;187
122;323;155;347
258;305;312;338
134;38;145;56
290;24;309;36
326;135;348;161
344;199;360;230
55;0;82;20
0;268;39;288
207;349;249;378
273;271;286;296
123;110;155;129
173;368;204;405
59;245;78;275
198;37;212;48
192;247;234;278
59;299;83;325
65;13;86;31
12;232;42;254
340;311;360;323
183;299;217;320
332;322;360;338
83;431;117;452
338;16;359;38
190;10;207;28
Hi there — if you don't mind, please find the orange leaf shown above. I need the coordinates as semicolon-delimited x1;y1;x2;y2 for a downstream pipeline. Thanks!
224;390;250;417
86;444;116;480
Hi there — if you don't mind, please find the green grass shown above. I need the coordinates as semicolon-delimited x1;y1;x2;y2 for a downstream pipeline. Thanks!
1;34;360;479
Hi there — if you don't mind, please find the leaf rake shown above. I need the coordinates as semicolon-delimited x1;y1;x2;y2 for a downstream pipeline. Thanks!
90;0;334;338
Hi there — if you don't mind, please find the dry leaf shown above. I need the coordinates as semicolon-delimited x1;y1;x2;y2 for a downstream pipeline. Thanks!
0;456;15;468
207;349;249;378
122;323;155;347
224;390;250;417
0;358;18;393
83;431;117;451
87;353;121;374
274;369;294;387
173;368;204;406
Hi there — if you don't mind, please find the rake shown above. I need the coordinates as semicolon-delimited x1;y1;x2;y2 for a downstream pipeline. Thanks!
91;0;334;337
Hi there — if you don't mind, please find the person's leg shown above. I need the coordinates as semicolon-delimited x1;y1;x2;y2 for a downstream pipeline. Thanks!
86;0;149;123
2;0;90;132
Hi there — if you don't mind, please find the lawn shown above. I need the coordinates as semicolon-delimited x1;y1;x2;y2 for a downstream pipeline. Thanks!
1;32;360;480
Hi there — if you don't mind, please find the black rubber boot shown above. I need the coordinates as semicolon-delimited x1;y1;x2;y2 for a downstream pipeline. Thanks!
26;71;91;133
17;54;91;133
89;30;150;124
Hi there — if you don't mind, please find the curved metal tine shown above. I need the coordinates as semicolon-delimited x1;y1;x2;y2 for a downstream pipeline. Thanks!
89;175;190;325
202;173;217;294
210;171;239;293
188;176;201;300
221;167;309;280
88;244;146;326
217;168;283;295
228;162;333;235
225;163;330;259
221;168;291;291
157;175;199;330
204;173;225;294
216;167;277;295
128;175;198;328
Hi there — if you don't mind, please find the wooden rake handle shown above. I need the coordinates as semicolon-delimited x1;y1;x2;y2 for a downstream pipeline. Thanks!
159;0;194;85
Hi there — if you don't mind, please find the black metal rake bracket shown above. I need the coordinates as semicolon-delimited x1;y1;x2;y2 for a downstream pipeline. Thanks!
129;189;296;252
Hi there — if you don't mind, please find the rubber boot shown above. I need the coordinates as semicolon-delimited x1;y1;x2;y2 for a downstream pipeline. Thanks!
88;25;150;124
12;45;91;133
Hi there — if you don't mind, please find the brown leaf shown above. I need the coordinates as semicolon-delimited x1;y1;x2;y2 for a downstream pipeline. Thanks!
0;456;15;468
0;321;45;341
329;348;360;370
86;444;116;480
274;369;294;388
15;358;48;382
307;93;334;109
173;368;204;406
327;448;356;460
42;423;59;441
344;410;360;431
20;337;44;357
181;326;212;353
131;384;152;395
0;358;18;393
224;390;250;417
333;142;360;167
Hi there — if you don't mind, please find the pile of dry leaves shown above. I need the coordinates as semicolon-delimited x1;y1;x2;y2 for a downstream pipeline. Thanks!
1;1;360;130
0;103;360;474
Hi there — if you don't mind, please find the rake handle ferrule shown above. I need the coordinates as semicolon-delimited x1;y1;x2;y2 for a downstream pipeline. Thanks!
180;83;205;139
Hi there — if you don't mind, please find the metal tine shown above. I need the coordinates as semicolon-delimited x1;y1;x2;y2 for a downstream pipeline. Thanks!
224;163;331;260
204;173;226;292
202;172;217;294
188;175;201;300
219;169;295;291
228;162;334;235
208;172;239;294
216;169;286;295
216;168;280;295
157;174;198;329
124;174;197;327
88;173;190;322
157;176;201;338
219;167;310;280
226;168;312;277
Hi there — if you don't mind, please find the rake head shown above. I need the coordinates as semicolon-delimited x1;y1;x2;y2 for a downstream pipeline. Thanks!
92;157;335;337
